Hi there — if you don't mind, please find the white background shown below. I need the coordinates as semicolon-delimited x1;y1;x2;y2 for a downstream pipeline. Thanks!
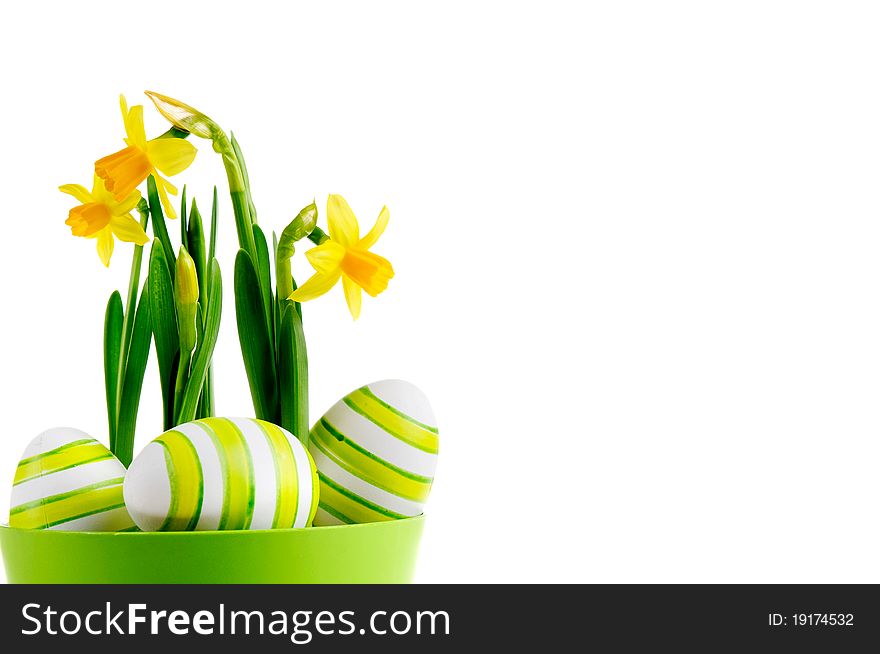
1;1;879;583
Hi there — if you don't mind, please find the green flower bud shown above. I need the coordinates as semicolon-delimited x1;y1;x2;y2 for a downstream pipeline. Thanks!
145;91;222;141
175;246;199;351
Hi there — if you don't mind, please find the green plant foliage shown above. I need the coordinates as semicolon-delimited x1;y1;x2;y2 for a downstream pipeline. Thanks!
146;176;175;278
177;259;223;424
235;249;278;422
115;285;152;466
103;291;123;451
149;240;179;430
278;302;309;444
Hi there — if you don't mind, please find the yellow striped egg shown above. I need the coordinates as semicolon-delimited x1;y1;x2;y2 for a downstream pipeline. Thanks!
9;428;136;531
123;417;319;531
310;380;439;526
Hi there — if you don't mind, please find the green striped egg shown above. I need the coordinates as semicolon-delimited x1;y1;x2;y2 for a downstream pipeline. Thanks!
310;380;439;526
9;428;136;531
123;417;319;531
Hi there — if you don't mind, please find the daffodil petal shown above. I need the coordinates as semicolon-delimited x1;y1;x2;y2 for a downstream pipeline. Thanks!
358;205;389;250
96;228;114;267
342;276;362;320
158;175;178;196
288;270;342;303
304;241;346;274
125;103;147;148
89;173;111;202
58;184;93;204
110;214;149;245
155;177;178;220
327;194;359;247
146;138;197;177
111;190;142;216
119;94;129;131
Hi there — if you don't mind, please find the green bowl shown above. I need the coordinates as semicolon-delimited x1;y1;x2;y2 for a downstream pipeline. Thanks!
0;515;424;584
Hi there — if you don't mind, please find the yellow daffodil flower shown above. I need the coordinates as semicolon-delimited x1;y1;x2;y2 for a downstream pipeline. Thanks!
95;95;196;219
60;175;148;267
289;195;394;320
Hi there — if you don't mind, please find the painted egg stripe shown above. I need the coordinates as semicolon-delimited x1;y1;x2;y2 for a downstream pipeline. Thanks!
315;419;433;484
343;392;439;454
317;502;354;525
156;447;179;532
16;438;95;467
155;432;204;531
14;451;114;486
255;420;299;529
290;428;315;529
198;419;255;530
311;448;423;516
362;385;438;432
14;442;112;485
43;501;128;530
51;505;135;532
318;478;396;524
10;483;126;529
318;472;407;521
10;476;125;514
328;406;438;476
174;422;222;531
308;455;320;526
228;418;275;530
310;428;431;503
12;458;128;507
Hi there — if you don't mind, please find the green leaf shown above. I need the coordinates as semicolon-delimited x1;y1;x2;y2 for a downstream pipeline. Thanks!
230;132;256;222
253;224;274;343
149;240;179;430
146;176;175;278
204;367;215;416
180;185;188;245
235;249;278;422
178;260;223;424
208;186;219;272
104;291;123;452
115;285;152;467
278;302;309;444
195;304;208;420
187;200;207;310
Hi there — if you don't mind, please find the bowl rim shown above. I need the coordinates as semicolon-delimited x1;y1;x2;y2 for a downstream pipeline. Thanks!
0;514;424;537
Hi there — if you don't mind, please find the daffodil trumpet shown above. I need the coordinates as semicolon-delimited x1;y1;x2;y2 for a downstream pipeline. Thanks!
95;96;197;220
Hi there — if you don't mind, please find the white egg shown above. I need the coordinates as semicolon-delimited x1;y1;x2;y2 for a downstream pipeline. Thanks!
309;380;439;526
124;417;318;531
9;427;135;531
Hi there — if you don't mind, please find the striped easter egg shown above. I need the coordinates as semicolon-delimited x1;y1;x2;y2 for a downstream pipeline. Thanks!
9;428;136;531
123;417;319;532
309;380;439;526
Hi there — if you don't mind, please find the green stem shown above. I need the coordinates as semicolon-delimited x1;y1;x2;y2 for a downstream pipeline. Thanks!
308;226;330;245
115;203;150;422
214;131;255;248
208;186;219;270
173;347;192;425
230;188;257;257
